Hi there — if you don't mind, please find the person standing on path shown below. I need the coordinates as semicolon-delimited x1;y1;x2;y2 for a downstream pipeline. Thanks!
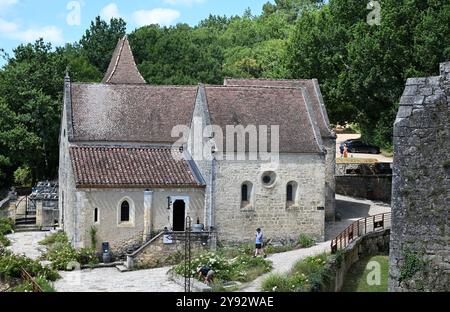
254;228;266;258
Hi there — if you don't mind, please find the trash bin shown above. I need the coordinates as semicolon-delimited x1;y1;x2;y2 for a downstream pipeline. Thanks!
102;242;111;264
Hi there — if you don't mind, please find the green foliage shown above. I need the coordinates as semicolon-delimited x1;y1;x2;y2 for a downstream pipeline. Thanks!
399;249;426;282
341;255;388;292
11;276;56;292
41;232;98;270
262;253;331;292
173;252;271;283
0;217;14;236
39;232;68;246
298;233;315;248
79;16;127;73
0;217;14;247
0;250;59;281
13;165;32;186
90;226;98;249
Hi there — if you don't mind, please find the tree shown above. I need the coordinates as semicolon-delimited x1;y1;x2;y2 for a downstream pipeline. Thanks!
79;16;127;74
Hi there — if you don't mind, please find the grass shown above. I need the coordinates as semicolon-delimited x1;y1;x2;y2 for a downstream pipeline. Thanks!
261;253;332;292
336;158;379;164
381;148;394;158
340;255;389;292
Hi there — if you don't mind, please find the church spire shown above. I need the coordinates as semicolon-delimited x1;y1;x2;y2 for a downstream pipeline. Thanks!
102;35;146;84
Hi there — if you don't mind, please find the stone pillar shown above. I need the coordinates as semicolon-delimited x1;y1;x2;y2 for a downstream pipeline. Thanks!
36;201;43;227
143;190;153;242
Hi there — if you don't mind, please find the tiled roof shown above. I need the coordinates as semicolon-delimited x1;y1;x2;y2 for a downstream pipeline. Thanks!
224;78;333;138
204;86;322;153
70;84;198;143
70;146;203;188
102;36;146;84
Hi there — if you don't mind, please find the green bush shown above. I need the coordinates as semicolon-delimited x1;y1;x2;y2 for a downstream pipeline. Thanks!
76;248;99;266
13;166;32;187
43;241;78;270
261;273;291;292
42;233;98;269
262;253;332;292
0;251;59;281
298;234;315;248
230;254;272;282
0;217;14;236
38;232;68;246
174;252;272;283
0;235;10;247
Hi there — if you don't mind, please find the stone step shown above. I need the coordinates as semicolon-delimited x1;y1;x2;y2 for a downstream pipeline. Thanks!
14;225;41;232
115;264;129;273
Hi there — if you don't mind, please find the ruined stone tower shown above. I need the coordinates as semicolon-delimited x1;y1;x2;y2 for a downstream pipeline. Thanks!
389;62;450;291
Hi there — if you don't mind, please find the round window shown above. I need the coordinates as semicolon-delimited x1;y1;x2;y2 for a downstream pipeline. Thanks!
261;171;276;187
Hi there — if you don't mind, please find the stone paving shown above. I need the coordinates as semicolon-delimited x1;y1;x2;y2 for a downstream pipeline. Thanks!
6;231;50;260
54;267;184;292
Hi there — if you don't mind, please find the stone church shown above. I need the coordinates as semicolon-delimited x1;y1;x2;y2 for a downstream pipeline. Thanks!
59;36;336;253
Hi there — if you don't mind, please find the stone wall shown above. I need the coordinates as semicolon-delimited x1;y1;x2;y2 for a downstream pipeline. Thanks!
128;231;213;269
75;187;204;256
389;62;450;292
324;137;336;221
214;153;326;244
336;175;392;202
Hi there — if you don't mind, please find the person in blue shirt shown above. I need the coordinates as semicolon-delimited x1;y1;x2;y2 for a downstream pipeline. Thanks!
254;228;266;258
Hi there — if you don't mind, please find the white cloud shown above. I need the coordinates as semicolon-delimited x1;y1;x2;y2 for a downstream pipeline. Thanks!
0;18;18;33
132;8;180;27
0;0;18;11
100;3;121;21
163;0;204;6
0;18;63;44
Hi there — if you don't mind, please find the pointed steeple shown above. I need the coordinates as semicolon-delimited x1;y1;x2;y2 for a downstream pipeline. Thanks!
102;36;146;84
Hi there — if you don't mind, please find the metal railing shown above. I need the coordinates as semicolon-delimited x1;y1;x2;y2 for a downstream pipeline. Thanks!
331;212;391;253
20;268;43;292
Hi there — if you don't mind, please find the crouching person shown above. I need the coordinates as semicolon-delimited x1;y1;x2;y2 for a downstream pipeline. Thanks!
197;266;215;285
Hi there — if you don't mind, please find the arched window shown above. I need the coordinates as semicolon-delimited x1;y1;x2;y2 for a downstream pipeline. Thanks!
241;182;253;208
94;208;99;223
120;201;130;222
242;184;248;202
287;184;293;202
286;181;298;207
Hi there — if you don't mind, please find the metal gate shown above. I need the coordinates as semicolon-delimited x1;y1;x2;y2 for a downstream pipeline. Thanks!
14;195;37;225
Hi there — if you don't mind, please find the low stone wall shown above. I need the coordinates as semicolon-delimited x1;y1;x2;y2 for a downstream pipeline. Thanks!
127;231;215;269
335;175;392;202
326;229;390;292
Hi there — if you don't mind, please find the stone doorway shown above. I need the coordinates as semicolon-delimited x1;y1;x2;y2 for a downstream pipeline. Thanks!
172;200;186;231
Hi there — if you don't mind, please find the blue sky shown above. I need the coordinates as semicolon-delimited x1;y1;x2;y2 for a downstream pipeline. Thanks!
0;0;273;65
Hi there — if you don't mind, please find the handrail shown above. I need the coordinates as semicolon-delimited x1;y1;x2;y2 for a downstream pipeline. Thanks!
20;268;43;292
331;212;391;254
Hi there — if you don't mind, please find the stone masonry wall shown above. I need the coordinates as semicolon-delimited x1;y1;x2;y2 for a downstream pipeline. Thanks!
389;62;450;292
214;153;326;244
